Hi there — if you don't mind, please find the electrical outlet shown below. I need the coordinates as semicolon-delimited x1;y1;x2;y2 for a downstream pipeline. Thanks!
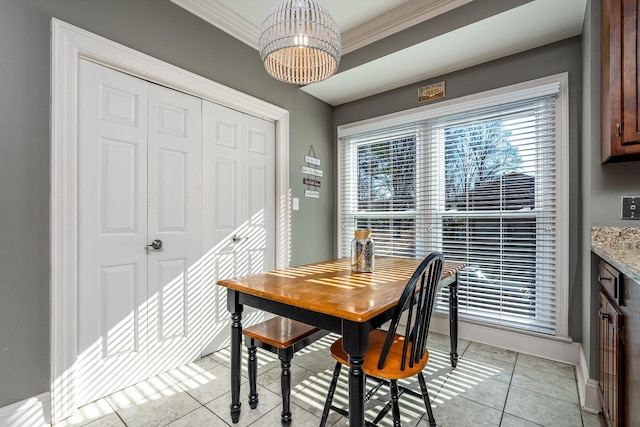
621;196;640;219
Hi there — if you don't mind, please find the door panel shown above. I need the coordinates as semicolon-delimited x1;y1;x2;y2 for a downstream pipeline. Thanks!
247;165;267;275
100;264;139;357
156;258;188;340
244;115;275;276
216;159;238;228
156;149;187;230
78;60;149;406
201;101;276;355
100;139;140;233
146;83;202;374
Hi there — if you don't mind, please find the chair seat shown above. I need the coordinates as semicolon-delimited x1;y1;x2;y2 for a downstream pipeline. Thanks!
243;316;325;425
330;329;429;380
243;316;321;349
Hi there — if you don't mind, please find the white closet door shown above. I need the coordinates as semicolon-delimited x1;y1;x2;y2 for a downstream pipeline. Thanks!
77;60;203;404
201;100;276;355
78;60;150;405
146;83;203;375
76;59;277;403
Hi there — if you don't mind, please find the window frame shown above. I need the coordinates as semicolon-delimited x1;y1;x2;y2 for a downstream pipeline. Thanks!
337;73;569;337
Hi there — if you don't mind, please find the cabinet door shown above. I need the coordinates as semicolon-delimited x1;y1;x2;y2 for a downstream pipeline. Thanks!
622;0;640;145
599;292;624;427
601;0;640;162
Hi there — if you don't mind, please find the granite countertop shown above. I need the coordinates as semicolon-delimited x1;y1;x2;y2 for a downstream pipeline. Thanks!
592;226;640;283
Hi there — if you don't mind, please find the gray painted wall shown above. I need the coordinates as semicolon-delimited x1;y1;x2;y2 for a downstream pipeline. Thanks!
333;37;585;341
588;0;640;228
585;0;640;378
0;0;334;408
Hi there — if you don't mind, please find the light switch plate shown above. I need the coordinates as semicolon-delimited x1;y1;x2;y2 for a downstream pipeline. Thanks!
621;196;640;219
293;197;299;211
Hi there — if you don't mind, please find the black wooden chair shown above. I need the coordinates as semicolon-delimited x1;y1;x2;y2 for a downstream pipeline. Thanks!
242;315;327;425
320;252;444;427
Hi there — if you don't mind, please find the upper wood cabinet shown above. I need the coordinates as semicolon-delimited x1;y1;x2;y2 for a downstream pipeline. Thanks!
601;0;640;163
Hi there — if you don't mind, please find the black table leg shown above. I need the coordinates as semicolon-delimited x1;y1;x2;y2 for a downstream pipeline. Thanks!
348;355;365;426
228;290;243;423
448;275;459;368
343;321;369;427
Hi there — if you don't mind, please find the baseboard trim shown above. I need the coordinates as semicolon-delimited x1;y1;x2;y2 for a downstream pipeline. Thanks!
430;314;580;365
576;344;602;414
0;393;50;427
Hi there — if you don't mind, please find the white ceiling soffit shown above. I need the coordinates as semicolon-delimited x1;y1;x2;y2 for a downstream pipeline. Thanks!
302;0;587;105
171;0;586;106
170;0;473;54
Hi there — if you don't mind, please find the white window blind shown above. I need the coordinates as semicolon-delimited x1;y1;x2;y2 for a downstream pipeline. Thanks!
338;80;564;335
340;123;422;257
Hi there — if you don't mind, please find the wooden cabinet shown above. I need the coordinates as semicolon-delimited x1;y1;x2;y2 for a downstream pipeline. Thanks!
596;256;640;427
598;291;624;427
601;0;640;163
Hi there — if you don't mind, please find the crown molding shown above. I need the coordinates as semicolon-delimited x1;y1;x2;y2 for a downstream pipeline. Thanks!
341;0;474;53
170;0;260;49
171;0;473;54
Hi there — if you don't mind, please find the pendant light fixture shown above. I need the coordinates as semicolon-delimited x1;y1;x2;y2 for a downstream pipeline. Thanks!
259;0;341;85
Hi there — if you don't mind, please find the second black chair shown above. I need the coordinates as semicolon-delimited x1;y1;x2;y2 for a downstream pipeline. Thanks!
320;252;445;427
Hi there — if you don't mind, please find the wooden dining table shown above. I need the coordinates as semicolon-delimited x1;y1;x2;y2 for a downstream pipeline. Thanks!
217;256;466;426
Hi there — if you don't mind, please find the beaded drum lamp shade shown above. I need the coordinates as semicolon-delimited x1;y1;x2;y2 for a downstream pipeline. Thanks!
259;0;341;85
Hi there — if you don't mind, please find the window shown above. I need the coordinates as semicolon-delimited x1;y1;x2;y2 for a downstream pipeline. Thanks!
338;75;568;336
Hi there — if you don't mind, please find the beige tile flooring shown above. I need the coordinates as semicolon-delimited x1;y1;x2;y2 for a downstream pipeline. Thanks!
55;332;603;427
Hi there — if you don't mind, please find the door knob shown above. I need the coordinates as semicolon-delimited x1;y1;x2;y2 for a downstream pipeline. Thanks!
144;239;163;251
232;235;244;243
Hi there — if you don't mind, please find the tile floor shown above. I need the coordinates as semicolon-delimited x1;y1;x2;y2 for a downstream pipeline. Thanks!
54;332;603;427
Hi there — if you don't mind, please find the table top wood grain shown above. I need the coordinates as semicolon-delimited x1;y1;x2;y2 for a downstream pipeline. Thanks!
217;257;466;323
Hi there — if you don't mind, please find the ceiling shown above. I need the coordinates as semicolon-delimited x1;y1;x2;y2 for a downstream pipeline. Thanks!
171;0;587;106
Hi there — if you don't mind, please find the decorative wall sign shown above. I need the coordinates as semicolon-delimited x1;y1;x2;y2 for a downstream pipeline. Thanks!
304;155;321;166
303;145;322;198
303;178;321;187
418;81;445;103
301;166;323;177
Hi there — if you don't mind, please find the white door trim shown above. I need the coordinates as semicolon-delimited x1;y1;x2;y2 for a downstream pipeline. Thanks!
50;18;290;423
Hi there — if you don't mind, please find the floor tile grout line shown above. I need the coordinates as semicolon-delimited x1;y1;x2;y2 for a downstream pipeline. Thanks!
58;335;595;427
498;351;518;427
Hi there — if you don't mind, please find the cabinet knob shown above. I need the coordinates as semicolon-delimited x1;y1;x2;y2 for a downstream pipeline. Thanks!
599;309;611;322
616;123;622;137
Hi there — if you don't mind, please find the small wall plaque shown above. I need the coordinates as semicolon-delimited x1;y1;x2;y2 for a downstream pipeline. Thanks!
303;178;321;187
301;166;323;177
304;155;320;166
418;81;445;103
